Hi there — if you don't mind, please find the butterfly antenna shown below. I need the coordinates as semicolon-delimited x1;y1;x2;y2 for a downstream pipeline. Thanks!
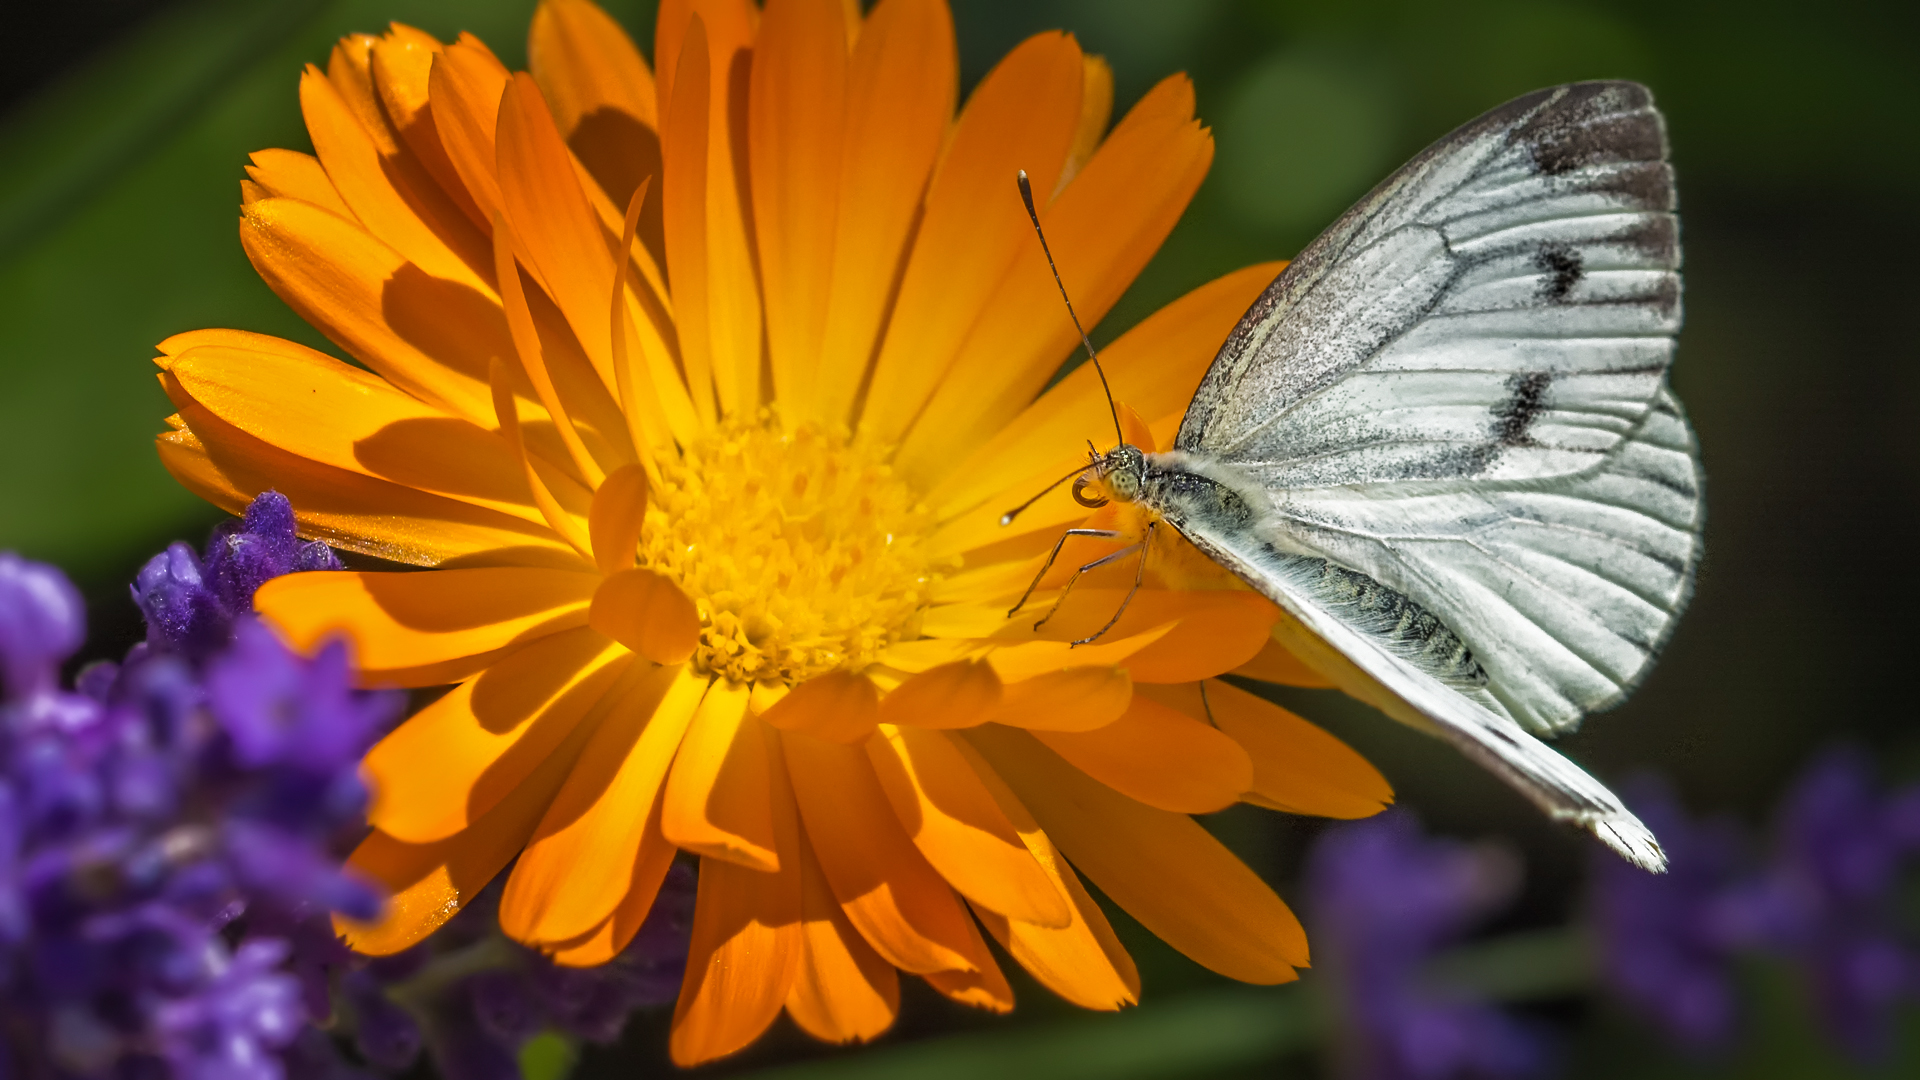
998;462;1093;527
1018;170;1125;449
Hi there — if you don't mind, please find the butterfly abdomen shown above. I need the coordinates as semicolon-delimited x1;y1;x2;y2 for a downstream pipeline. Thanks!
1307;559;1489;689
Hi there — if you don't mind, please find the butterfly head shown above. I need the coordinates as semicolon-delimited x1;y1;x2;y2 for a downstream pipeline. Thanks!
1079;442;1147;507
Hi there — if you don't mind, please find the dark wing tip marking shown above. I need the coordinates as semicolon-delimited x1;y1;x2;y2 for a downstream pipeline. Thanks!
1511;81;1667;177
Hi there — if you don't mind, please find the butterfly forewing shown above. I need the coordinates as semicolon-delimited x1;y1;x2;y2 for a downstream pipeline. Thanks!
1177;81;1680;489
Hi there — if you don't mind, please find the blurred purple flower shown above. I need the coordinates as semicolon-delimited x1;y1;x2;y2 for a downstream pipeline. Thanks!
1592;751;1920;1061
1308;810;1551;1080
1589;777;1752;1049
2;492;698;1078
0;495;387;1079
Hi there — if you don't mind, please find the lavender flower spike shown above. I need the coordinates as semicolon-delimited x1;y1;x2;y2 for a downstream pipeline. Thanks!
1308;810;1550;1080
133;491;340;658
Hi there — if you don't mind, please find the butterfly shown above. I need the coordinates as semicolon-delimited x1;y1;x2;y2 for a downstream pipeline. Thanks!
1014;81;1699;872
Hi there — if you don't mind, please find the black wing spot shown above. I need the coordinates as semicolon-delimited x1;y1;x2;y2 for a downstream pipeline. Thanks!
1534;241;1584;302
1495;371;1553;446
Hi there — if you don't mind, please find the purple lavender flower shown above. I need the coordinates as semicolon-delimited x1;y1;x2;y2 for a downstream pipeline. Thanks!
1307;810;1550;1080
1745;749;1920;1059
131;491;340;659
0;496;387;1080
2;492;697;1078
1589;776;1753;1050
1591;752;1920;1062
0;553;86;703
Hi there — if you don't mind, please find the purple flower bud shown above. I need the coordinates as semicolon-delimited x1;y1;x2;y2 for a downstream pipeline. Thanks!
132;542;229;658
204;493;305;618
0;553;86;703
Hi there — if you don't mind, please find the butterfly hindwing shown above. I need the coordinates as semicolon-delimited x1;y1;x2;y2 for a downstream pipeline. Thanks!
1266;387;1703;734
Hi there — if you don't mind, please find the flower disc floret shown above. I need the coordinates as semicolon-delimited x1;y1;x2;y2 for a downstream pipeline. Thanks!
641;416;952;685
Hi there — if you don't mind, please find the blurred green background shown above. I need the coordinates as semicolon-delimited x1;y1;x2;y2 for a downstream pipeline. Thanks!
3;0;1918;1076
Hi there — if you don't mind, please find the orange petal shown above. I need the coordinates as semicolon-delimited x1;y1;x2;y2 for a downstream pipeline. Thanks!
920;913;1013;1014
166;340;539;524
1196;680;1391;819
370;26;489;231
999;587;1276;684
878;659;1001;729
156;405;575;569
670;2;760;418
491;210;610;488
155;327;321;364
1059;53;1113;188
1232;636;1337;688
1033;693;1252;814
532;0;659;141
364;626;631;842
547;813;680;968
588;463;650;574
531;2;663;267
658;17;717;424
982;620;1178;684
255;567;598;686
927;261;1284;546
968;726;1306;983
752;0;849;421
759;670;880;744
300;61;491;290
671;734;805;1065
428;35;512;224
892;73;1213;487
337;679;608;954
238;197;506;427
244;148;354;220
860;30;1083;447
814;0;956;427
502;664;707;943
671;849;803;1066
587;568;699;665
497;72;621;390
867;724;1070;927
952;736;1137;1010
487;358;595;558
781;731;981;974
662;681;781;871
991;666;1131;732
785;829;901;1044
653;0;756;114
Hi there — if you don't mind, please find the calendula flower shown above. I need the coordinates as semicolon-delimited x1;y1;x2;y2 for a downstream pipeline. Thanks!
152;0;1395;1062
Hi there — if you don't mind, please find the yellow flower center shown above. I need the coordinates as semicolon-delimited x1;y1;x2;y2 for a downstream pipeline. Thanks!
640;417;952;685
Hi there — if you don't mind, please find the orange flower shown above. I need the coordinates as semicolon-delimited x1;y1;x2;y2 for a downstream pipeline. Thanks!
151;0;1393;1063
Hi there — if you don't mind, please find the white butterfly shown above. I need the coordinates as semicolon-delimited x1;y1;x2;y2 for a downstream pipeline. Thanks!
1030;81;1699;872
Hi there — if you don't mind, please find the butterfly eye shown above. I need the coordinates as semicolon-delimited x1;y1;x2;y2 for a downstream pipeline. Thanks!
1072;475;1109;509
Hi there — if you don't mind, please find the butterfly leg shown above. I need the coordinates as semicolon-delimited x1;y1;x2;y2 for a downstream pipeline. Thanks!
1070;521;1156;646
1007;529;1124;618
